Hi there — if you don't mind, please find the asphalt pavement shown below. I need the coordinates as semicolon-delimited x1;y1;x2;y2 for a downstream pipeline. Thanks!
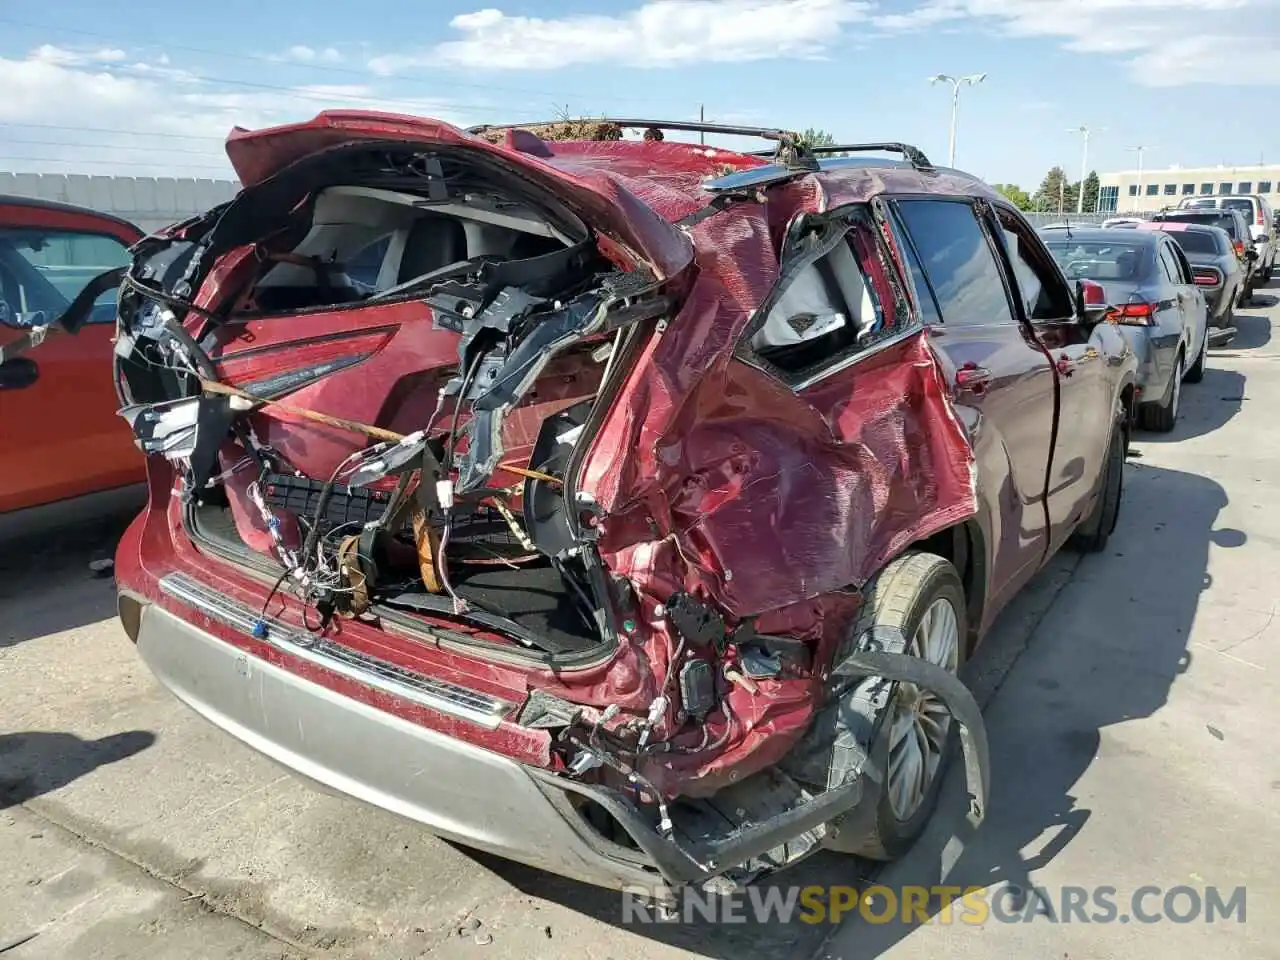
2;279;1278;959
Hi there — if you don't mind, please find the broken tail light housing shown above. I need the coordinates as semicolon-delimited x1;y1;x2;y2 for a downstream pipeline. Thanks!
1193;266;1223;288
1107;302;1156;326
1233;239;1246;258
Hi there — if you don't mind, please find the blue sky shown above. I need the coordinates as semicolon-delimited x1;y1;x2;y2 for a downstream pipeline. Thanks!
1;1;1277;189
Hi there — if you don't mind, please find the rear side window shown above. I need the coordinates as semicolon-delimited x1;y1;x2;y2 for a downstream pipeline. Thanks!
740;212;906;385
893;199;1014;327
1157;244;1184;285
1166;242;1194;285
1222;198;1254;217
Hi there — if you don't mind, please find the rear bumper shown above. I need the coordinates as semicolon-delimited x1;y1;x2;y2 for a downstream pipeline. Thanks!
124;566;990;896
133;600;667;892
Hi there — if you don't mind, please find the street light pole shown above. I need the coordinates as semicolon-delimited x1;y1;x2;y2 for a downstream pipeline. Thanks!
1067;125;1106;214
1126;145;1147;212
929;73;987;167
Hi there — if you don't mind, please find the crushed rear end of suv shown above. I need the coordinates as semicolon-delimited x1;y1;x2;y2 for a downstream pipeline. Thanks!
101;112;1130;901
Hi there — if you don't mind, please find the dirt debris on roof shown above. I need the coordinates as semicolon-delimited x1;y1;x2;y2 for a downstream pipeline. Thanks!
475;120;625;143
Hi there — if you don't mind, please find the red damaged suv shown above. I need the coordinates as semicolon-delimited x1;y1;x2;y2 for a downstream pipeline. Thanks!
98;113;1135;897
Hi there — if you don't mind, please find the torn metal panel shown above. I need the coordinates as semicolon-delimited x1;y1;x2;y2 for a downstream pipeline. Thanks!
221;112;697;281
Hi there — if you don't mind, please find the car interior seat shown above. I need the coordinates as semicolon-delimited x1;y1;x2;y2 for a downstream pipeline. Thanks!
751;242;879;369
1114;250;1140;281
397;214;468;284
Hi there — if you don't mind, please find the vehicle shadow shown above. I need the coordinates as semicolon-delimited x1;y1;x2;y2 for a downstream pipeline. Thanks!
0;509;135;648
815;458;1235;957
0;731;156;809
1219;307;1272;351
1134;365;1246;444
457;459;1232;960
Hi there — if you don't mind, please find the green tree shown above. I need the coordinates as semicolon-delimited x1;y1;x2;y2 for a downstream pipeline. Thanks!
1033;166;1079;213
992;183;1032;210
798;127;847;157
800;127;836;147
1081;170;1100;213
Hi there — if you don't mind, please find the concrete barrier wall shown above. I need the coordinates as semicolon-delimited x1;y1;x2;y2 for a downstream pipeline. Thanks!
0;171;1137;236
0;172;241;234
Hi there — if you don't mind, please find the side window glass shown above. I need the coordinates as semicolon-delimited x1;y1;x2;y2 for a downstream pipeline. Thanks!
1157;244;1180;284
0;227;130;325
993;209;1075;320
1168;243;1193;285
894;199;1015;327
888;210;942;326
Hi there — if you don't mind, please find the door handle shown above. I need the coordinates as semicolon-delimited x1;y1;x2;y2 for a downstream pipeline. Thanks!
0;357;39;391
955;363;993;394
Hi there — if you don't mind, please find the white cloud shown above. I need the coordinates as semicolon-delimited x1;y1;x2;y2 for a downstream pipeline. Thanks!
272;45;345;64
874;0;1280;85
30;44;129;67
369;0;874;72
0;51;475;178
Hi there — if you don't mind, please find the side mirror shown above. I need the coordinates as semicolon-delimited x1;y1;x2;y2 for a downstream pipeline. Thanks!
1076;278;1110;326
0;358;39;391
0;300;49;330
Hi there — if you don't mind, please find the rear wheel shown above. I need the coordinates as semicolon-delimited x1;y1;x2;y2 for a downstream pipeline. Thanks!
841;552;967;860
1139;352;1182;432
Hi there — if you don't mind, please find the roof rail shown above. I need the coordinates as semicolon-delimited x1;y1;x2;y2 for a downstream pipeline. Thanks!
748;141;935;172
467;118;819;171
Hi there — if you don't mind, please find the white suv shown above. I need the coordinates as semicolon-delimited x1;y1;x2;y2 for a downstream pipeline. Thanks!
1178;194;1276;280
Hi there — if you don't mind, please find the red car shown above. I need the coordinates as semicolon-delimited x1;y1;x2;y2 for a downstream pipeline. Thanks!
0;196;144;521
101;113;1135;898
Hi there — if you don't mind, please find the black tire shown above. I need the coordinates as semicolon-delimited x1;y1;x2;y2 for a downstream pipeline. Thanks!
1184;327;1207;383
1138;351;1182;432
1070;425;1124;552
841;552;968;861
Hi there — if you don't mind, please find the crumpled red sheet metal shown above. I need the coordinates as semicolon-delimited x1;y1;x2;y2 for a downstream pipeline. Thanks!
575;198;978;797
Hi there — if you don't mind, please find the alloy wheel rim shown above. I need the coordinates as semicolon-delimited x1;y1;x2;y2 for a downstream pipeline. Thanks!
1171;358;1183;417
886;597;960;822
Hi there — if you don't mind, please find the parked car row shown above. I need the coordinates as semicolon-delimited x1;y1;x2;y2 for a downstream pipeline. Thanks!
1107;192;1274;304
0;115;1228;907
1175;192;1276;282
1039;222;1209;433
